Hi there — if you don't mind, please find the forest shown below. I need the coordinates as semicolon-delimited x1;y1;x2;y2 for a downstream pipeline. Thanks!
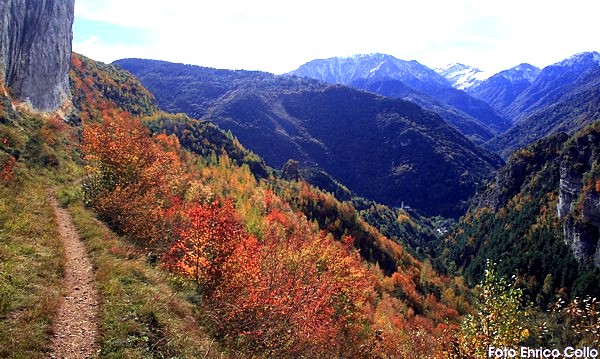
0;53;598;358
77;54;600;356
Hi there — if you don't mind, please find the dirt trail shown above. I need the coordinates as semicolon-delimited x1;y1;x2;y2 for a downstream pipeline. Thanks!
48;190;99;358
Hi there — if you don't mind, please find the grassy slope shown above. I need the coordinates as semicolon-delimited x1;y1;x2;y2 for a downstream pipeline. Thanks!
0;94;224;357
1;84;79;356
0;155;224;359
0;179;63;358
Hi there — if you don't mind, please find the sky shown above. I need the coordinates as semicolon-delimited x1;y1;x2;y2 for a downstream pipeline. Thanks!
73;0;600;75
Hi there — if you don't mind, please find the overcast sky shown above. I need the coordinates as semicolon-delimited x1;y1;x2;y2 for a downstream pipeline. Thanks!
73;0;600;75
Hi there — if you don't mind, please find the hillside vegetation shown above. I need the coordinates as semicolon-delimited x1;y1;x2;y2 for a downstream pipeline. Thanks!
438;127;600;305
77;54;468;357
114;59;503;218
1;53;598;357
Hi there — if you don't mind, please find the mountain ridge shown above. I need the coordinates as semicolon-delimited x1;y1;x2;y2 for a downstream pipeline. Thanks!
289;53;452;93
468;63;541;115
115;58;503;218
504;51;600;121
486;67;600;158
288;53;512;138
435;63;489;90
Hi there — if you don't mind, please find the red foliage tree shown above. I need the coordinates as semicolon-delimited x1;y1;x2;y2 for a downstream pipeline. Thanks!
162;199;248;294
0;155;16;183
202;205;377;357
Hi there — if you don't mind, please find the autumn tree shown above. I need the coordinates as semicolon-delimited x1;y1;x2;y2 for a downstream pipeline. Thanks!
458;260;532;357
81;113;188;248
0;153;15;183
191;202;377;358
162;199;248;294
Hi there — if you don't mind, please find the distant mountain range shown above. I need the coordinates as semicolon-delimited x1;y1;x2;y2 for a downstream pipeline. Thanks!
503;51;600;121
289;53;449;92
114;50;600;216
467;63;541;114
287;52;600;157
459;51;600;157
486;66;600;157
288;53;512;142
115;58;502;218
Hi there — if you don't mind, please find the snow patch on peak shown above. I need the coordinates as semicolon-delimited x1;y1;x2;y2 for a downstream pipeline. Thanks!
435;63;490;90
498;63;540;83
369;59;388;75
556;51;600;68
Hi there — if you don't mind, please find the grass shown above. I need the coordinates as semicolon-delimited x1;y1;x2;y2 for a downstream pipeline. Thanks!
0;178;223;358
0;179;64;358
1;102;223;357
0;97;84;357
62;183;223;358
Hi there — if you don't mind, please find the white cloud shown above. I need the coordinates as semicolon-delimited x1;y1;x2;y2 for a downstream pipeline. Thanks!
74;0;600;74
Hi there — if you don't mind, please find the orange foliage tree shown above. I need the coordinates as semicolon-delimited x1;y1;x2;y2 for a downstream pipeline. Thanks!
81;113;188;248
203;205;377;358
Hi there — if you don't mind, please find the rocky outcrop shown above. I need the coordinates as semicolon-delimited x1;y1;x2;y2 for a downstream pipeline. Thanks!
559;167;600;265
281;159;301;182
468;123;600;268
0;0;74;111
557;127;600;267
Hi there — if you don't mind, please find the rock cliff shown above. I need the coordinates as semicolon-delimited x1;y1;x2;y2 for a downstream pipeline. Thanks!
465;123;600;269
0;0;74;111
557;127;600;266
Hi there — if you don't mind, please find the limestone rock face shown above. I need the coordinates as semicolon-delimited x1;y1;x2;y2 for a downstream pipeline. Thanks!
0;0;74;111
557;131;600;267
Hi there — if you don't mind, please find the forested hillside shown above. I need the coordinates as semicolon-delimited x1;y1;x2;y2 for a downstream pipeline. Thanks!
114;58;503;218
438;126;600;305
69;53;475;357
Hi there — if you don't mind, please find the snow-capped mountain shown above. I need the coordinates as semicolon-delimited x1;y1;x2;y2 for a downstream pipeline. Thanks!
288;53;452;93
504;51;600;120
288;54;512;137
556;51;600;69
435;63;489;90
468;63;540;114
497;63;541;84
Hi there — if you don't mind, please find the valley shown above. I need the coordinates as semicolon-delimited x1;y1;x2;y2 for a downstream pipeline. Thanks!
0;0;599;357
